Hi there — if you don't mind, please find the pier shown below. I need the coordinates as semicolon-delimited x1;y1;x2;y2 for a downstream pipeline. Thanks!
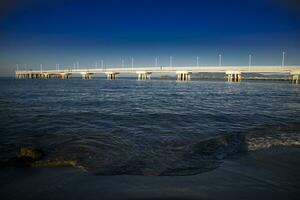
15;66;300;84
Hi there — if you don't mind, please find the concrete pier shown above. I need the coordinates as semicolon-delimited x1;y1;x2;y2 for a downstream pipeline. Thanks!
60;73;71;79
291;74;299;84
81;72;93;80
106;72;119;80
137;72;151;80
176;71;191;81
226;71;242;82
15;66;300;84
290;70;300;84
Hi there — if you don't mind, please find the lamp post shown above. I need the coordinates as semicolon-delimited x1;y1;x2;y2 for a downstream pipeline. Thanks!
249;54;252;71
282;51;285;68
131;57;134;70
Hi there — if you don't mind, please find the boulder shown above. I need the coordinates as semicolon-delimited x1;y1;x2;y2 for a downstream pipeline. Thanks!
17;147;44;161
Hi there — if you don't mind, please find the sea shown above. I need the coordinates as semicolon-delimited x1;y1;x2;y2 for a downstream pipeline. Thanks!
0;77;299;176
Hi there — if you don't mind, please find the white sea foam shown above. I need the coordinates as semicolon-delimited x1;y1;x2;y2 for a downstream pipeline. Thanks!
245;132;300;151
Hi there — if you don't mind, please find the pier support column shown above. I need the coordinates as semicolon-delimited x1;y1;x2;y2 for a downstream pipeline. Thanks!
16;73;28;79
60;73;71;79
81;73;93;80
106;72;119;80
225;71;242;82
60;74;66;79
137;72;151;80
291;74;299;84
176;71;192;81
42;73;49;79
15;73;21;79
44;73;50;79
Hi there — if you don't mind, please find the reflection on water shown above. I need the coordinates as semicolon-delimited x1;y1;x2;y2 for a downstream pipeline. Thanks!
0;78;299;175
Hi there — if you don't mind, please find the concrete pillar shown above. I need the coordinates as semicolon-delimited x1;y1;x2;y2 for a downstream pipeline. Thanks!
176;72;191;81
137;72;151;80
227;74;231;82
60;73;70;79
292;74;299;84
106;73;119;80
82;73;92;80
226;71;241;82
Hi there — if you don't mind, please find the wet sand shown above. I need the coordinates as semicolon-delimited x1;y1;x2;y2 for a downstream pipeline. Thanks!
0;146;299;200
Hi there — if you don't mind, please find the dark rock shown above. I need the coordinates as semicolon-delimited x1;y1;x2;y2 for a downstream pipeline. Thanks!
17;147;44;161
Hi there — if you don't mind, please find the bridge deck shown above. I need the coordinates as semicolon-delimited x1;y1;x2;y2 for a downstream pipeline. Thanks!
15;66;300;74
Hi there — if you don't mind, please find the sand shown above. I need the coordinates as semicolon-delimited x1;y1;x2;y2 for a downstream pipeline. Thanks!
0;146;299;200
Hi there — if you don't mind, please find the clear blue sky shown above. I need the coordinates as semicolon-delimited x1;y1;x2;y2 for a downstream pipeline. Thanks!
0;0;300;75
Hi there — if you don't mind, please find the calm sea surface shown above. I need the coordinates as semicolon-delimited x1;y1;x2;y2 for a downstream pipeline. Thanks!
0;78;299;175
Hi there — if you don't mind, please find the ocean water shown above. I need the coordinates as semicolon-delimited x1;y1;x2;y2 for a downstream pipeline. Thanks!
0;78;299;175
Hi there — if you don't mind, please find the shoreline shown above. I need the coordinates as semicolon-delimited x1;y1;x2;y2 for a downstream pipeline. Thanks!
0;146;299;200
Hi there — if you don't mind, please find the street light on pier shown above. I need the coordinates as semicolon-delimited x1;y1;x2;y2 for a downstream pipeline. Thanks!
131;57;134;70
282;51;285;68
196;56;199;67
249;54;252;71
218;54;222;66
101;60;104;69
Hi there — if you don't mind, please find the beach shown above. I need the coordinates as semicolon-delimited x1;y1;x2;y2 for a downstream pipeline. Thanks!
1;146;299;200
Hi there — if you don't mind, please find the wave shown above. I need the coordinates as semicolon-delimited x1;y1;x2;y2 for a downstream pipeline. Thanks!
1;125;300;176
245;132;300;151
51;127;300;176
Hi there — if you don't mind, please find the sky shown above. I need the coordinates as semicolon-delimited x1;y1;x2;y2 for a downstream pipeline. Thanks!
0;0;300;76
